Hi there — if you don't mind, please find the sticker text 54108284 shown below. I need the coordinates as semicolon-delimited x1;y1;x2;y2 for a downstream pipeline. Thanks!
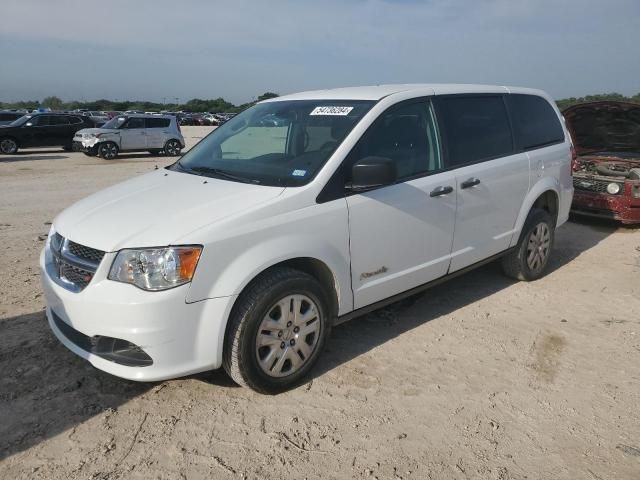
310;106;354;116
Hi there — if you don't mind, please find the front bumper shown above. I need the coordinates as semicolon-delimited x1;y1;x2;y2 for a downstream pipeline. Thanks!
40;247;236;381
72;137;99;153
572;187;640;224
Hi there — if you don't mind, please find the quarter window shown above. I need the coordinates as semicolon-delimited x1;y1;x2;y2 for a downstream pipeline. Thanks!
349;101;442;180
510;94;564;150
146;118;171;128
51;116;70;125
30;115;51;126
438;96;514;166
124;118;145;129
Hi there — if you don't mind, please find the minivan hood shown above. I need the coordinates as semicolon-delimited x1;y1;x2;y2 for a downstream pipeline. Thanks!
563;101;640;155
54;169;285;252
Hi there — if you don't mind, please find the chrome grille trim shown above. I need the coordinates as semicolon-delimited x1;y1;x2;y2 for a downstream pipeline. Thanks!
47;234;106;292
68;241;105;264
573;177;623;195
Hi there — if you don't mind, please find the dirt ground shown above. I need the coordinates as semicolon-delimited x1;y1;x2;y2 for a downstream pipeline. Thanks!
1;126;639;479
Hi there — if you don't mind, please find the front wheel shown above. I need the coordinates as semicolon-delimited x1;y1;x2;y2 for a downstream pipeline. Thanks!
223;267;331;393
163;139;182;156
98;142;119;160
502;208;555;281
0;138;18;155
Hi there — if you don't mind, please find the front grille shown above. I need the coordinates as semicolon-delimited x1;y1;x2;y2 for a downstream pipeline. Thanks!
573;177;623;195
68;241;105;263
48;234;105;292
59;262;93;289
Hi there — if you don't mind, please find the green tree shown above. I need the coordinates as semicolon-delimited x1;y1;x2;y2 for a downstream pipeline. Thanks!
41;96;64;110
257;92;279;102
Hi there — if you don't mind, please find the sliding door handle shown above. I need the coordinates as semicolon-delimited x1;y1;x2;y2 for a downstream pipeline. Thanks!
460;177;481;189
429;186;454;197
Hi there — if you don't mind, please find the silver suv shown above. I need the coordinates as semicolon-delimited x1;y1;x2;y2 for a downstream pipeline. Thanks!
73;114;185;160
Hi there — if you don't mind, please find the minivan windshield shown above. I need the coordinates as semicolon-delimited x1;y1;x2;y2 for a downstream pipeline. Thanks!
101;116;127;129
171;100;374;186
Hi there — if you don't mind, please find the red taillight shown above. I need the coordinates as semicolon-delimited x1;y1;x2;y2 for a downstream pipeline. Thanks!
570;144;578;175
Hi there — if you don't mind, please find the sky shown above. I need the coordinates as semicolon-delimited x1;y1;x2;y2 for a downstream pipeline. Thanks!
1;0;639;104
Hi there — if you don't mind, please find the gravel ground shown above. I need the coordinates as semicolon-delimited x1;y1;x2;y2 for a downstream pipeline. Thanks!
1;126;639;479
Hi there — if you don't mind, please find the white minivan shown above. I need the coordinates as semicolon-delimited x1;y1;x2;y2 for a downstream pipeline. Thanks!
41;84;574;392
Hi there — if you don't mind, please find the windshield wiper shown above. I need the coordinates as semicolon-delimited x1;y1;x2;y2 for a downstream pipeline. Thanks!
189;166;261;184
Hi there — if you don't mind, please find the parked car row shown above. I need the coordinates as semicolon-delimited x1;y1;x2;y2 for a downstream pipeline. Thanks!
178;112;234;126
0;107;233;158
0;112;185;158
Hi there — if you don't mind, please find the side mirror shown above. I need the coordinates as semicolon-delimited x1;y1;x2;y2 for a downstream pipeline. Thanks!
349;156;397;191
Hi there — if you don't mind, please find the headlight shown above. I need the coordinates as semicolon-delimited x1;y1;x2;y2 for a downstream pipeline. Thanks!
108;246;202;291
606;183;621;195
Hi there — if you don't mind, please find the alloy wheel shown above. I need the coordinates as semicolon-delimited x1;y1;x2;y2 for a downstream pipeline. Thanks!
0;139;18;154
165;140;181;156
526;223;551;271
100;143;118;160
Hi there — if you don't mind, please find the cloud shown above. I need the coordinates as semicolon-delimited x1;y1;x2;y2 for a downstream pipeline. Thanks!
1;0;639;102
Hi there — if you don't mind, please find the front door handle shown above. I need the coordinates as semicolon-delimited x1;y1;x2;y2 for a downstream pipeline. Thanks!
460;177;481;189
430;185;454;197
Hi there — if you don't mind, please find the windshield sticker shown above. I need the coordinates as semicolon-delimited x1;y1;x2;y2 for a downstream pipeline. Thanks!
310;106;354;116
292;169;307;177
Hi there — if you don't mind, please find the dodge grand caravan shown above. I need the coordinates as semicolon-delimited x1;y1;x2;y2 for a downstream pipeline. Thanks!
41;84;574;392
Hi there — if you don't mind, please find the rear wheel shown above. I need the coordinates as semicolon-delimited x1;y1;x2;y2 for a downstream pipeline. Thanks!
164;139;182;156
98;142;119;160
223;267;331;393
502;208;555;281
0;138;18;154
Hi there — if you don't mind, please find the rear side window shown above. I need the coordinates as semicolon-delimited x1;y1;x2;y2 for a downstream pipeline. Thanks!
509;94;564;150
31;115;51;126
51;116;70;125
437;96;514;166
124;118;145;129
146;118;171;128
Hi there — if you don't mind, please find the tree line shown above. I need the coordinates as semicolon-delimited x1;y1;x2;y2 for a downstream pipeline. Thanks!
1;91;639;113
0;92;280;113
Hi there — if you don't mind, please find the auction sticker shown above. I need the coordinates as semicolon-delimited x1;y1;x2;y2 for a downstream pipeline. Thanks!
310;106;354;116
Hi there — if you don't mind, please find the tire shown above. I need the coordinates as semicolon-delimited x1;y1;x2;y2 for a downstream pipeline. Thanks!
0;138;18;155
223;267;332;393
98;142;119;160
501;208;555;281
163;139;182;156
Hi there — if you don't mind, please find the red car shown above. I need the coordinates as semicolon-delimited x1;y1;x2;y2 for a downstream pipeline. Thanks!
564;101;640;224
